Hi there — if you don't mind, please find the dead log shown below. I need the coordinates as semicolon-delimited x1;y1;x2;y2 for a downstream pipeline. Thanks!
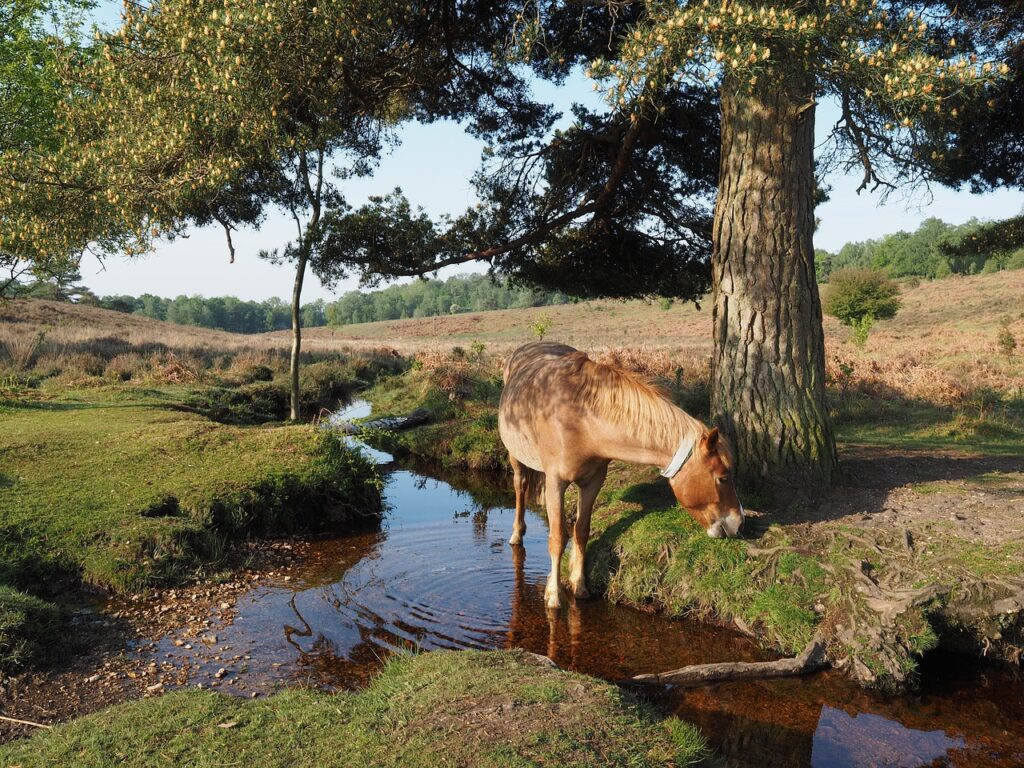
333;408;430;435
630;636;828;688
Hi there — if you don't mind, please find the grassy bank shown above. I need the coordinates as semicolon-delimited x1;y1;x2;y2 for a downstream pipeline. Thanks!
0;649;707;767
361;348;1024;690
0;385;382;673
0;318;401;676
362;350;507;470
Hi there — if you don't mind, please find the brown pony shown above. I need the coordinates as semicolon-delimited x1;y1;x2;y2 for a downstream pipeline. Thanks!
498;342;744;609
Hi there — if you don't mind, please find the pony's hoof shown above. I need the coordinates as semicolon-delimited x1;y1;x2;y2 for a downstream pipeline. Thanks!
571;583;590;599
544;587;561;609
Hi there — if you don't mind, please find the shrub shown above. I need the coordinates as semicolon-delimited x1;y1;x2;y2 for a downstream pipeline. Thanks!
531;314;552;341
997;321;1017;358
823;268;901;329
981;258;1001;274
1007;248;1024;271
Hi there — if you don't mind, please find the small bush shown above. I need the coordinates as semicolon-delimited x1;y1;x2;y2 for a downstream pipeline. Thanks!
1007;248;1024;271
531;314;552;341
997;321;1017;358
823;269;901;340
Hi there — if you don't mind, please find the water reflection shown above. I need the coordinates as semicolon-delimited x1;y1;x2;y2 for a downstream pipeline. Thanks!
146;439;1024;768
812;706;965;768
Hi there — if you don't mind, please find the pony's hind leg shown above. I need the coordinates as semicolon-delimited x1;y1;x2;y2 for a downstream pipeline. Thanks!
508;454;527;546
544;474;570;609
569;463;608;599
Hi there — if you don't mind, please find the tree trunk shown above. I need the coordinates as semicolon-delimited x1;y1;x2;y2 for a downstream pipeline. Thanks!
711;74;838;497
289;248;308;422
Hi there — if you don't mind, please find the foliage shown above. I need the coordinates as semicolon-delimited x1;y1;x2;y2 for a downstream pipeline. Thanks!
997;321;1018;358
0;649;708;768
818;215;1024;281
0;0;95;295
849;315;875;347
84;293;327;334
823;269;902;330
531;314;552;341
325;273;571;326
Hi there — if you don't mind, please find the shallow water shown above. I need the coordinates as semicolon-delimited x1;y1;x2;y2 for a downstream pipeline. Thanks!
148;402;1024;768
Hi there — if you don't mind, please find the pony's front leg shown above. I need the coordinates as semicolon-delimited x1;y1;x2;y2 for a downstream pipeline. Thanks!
569;464;607;599
544;475;569;609
508;455;527;546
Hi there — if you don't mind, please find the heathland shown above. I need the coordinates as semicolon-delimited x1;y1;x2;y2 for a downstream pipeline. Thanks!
0;268;1020;758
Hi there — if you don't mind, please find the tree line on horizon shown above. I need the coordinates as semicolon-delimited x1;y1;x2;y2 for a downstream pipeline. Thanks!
815;216;1024;282
8;272;570;334
9;215;1022;335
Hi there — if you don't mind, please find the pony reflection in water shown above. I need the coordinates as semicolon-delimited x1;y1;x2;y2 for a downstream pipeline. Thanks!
498;342;744;609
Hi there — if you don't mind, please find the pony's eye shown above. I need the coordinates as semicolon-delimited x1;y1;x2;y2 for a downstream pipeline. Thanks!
717;476;729;485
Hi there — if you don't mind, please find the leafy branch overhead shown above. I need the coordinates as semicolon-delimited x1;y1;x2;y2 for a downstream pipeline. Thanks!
319;88;719;301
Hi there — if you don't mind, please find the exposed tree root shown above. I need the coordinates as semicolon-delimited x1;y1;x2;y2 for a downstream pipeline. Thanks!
630;636;828;688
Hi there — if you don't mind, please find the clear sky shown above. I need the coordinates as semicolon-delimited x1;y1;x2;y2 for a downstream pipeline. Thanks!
79;4;1024;303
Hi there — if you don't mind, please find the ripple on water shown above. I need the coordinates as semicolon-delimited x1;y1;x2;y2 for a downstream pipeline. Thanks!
145;436;1024;768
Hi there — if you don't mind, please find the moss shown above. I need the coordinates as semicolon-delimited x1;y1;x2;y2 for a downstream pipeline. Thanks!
0;650;707;768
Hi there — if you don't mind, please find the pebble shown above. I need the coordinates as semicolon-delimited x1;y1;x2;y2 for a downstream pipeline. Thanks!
146;682;163;693
85;674;101;684
215;668;227;679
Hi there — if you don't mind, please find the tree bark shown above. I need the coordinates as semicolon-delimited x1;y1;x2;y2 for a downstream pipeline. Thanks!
289;247;308;422
711;74;838;497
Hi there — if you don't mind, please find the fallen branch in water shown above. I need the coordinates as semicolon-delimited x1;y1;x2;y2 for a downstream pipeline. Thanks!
0;714;52;729
630;635;828;688
333;408;430;435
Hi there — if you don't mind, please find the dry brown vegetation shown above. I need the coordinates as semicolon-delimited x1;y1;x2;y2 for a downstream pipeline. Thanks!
295;270;1024;402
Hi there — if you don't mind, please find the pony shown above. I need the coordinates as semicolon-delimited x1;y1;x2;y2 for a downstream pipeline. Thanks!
498;342;744;609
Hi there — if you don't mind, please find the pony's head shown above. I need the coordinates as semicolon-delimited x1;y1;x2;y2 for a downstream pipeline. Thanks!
668;428;744;538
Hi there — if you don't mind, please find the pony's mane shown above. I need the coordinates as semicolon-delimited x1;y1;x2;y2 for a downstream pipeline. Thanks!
569;352;707;455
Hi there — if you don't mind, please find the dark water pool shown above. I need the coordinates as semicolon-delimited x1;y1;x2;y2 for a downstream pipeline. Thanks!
146;403;1024;768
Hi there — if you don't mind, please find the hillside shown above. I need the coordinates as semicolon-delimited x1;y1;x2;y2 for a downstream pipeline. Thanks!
4;270;1023;393
293;270;1024;389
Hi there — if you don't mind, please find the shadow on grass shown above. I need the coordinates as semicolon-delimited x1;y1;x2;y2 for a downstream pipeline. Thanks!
781;451;1024;527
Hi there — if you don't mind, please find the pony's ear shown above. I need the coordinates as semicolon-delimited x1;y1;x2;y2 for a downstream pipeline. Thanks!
702;427;720;454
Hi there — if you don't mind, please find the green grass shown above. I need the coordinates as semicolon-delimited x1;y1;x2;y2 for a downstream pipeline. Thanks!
833;395;1024;457
363;361;507;471
586;506;825;655
0;649;709;768
0;385;382;674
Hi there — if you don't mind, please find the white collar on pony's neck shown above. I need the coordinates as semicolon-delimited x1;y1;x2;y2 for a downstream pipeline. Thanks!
660;435;696;478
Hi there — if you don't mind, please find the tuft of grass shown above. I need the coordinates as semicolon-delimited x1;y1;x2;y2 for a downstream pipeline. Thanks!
0;649;708;768
0;586;60;673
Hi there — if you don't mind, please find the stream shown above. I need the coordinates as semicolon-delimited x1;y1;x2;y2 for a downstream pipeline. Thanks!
142;402;1024;768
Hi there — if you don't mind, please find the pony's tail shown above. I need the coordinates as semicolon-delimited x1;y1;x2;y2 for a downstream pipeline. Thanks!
519;465;546;508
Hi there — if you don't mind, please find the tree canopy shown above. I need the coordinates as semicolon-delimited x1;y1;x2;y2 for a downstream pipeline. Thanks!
815;215;1024;281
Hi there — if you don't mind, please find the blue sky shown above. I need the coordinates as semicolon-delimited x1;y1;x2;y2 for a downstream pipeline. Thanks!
80;4;1023;302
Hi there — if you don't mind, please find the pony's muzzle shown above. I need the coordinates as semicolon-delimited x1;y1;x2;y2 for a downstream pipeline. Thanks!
707;508;744;539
